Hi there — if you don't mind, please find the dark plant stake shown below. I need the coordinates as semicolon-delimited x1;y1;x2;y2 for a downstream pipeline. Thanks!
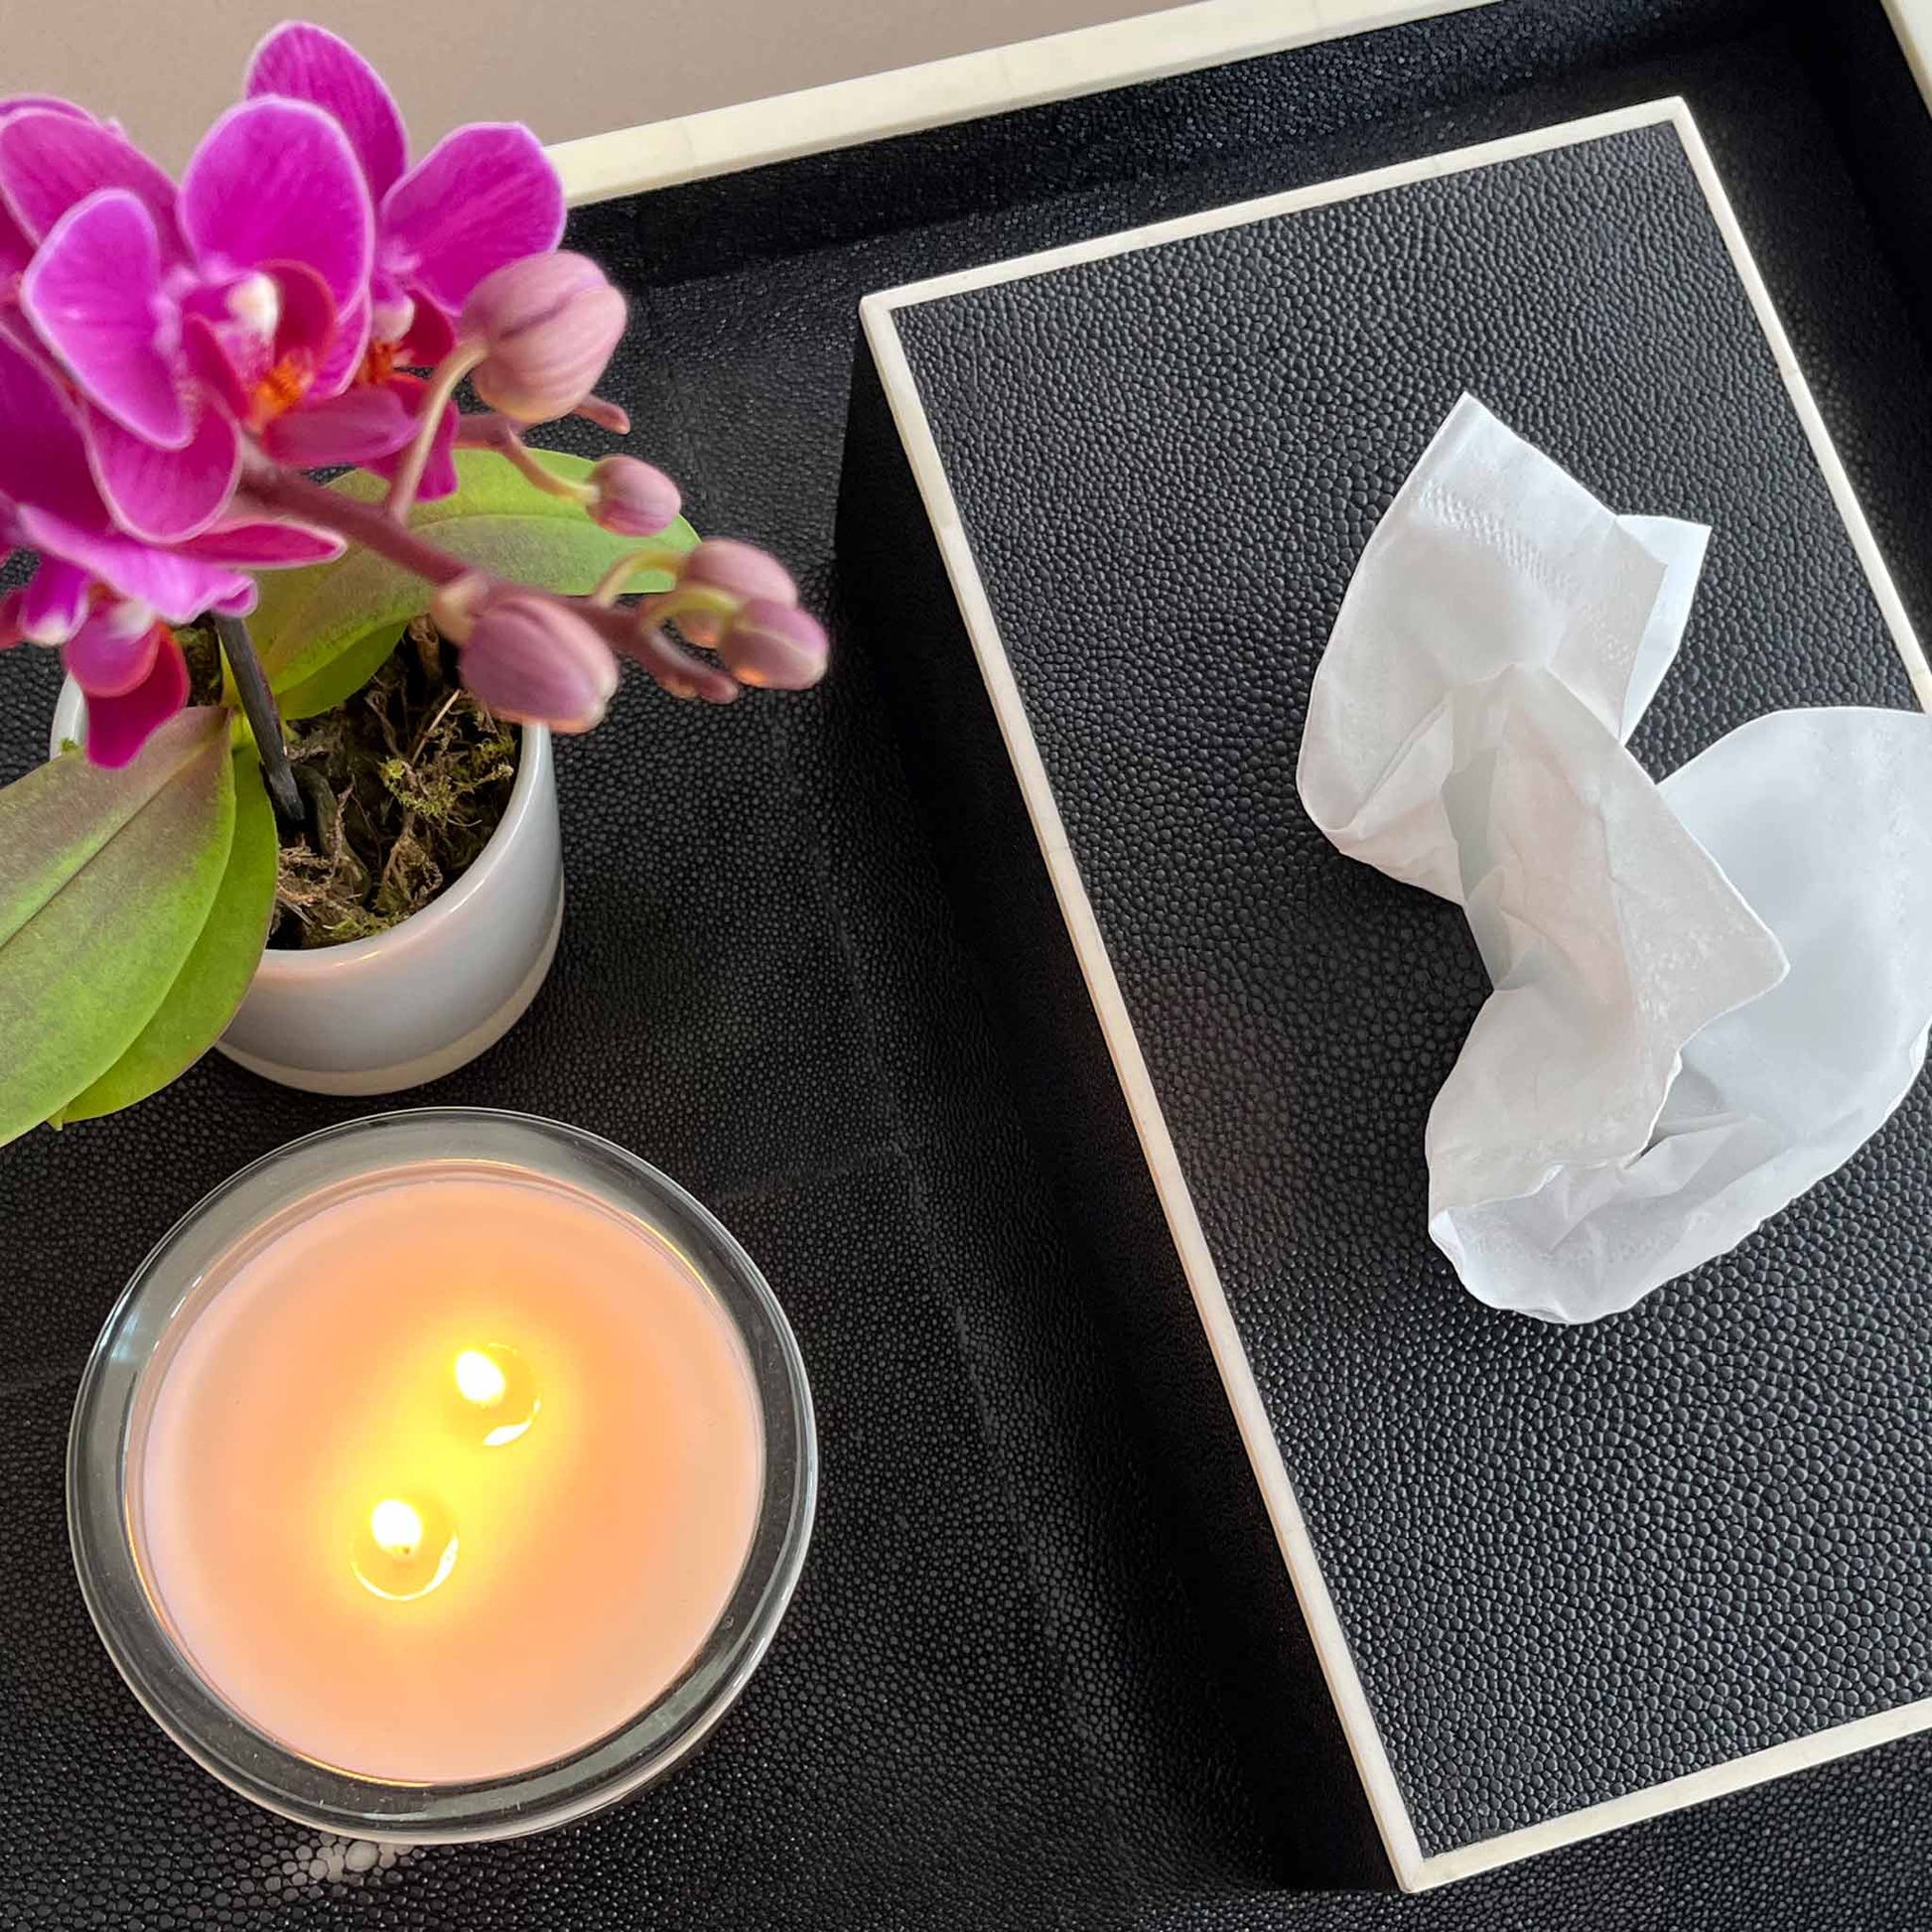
212;613;302;825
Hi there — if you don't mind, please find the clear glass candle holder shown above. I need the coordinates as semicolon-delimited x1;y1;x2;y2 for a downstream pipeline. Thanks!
69;1109;816;1843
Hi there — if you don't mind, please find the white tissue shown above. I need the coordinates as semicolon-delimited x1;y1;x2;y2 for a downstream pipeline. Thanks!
1297;395;1932;1322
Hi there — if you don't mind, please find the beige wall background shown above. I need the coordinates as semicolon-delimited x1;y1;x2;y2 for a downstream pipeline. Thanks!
6;0;1183;172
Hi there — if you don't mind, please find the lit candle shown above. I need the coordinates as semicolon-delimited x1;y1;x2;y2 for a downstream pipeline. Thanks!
130;1164;767;1786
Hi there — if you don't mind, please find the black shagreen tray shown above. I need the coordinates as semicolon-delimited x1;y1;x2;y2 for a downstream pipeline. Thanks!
4;2;1932;1927
847;95;1929;1888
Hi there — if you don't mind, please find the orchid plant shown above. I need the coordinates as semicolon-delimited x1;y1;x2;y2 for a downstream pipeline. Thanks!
0;23;826;1147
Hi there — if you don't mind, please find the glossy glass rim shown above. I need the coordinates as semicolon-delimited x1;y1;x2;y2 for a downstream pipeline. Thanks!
68;1108;817;1844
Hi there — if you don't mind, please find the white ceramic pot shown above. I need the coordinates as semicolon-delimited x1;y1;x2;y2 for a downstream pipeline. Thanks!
51;682;563;1095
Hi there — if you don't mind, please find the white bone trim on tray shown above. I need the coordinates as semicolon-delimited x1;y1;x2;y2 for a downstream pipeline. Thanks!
1883;0;1932;117
545;0;1496;204
857;97;1932;1891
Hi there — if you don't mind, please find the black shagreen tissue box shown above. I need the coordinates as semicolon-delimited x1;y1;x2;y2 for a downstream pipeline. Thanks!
840;100;1932;1889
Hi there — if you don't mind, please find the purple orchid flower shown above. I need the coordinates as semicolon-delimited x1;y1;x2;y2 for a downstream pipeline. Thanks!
3;93;400;547
0;330;340;764
0;95;154;287
245;22;564;368
0;24;824;773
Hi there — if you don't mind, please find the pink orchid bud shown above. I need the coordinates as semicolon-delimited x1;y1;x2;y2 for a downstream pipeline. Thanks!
676;538;797;644
587;456;681;536
683;537;795;603
462;251;626;424
718;598;829;690
460;592;620;733
429;572;492;644
0;592;25;651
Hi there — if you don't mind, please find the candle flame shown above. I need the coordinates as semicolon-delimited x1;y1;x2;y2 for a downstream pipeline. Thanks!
452;1343;538;1447
356;1494;460;1601
370;1497;425;1559
454;1349;508;1408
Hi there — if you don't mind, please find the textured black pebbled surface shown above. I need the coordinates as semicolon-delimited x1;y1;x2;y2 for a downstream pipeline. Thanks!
6;4;1932;1928
623;0;1766;283
882;117;1930;1857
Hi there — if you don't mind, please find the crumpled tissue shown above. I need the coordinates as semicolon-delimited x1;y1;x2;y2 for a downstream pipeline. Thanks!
1297;393;1932;1322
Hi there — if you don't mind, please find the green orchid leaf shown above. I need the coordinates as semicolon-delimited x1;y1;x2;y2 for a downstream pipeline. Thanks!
250;450;697;701
53;750;278;1125
0;709;236;1148
275;621;413;723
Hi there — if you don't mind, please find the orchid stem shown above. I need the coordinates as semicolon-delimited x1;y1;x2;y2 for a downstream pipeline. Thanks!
384;343;483;521
249;466;469;586
460;415;592;503
590;544;690;606
643;585;737;627
214;612;302;827
242;464;745;706
573;393;629;434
